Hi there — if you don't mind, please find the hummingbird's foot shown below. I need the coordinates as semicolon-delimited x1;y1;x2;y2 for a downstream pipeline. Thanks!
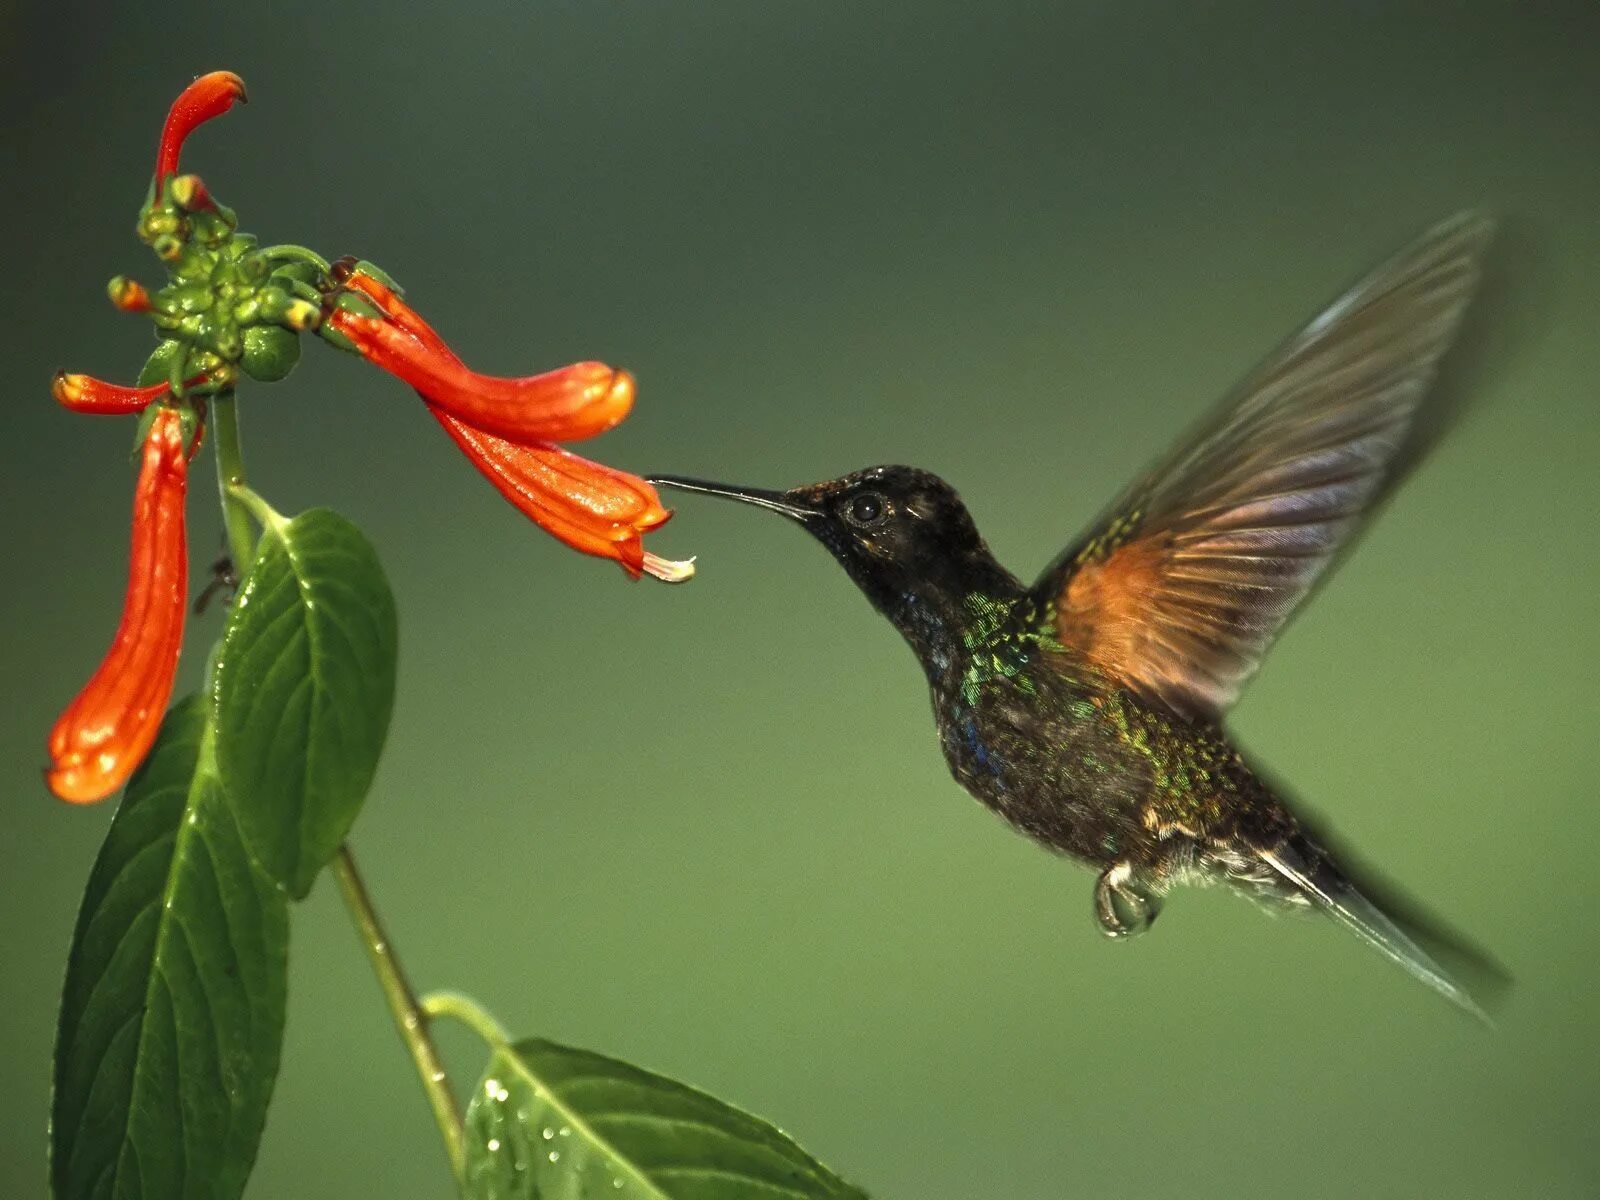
194;550;238;615
1094;861;1162;939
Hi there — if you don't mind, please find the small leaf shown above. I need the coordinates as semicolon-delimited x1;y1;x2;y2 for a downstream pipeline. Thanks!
214;507;398;897
52;694;290;1200
463;1038;869;1200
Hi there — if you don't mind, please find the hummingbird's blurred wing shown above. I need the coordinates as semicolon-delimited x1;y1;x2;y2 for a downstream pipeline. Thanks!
1031;212;1493;723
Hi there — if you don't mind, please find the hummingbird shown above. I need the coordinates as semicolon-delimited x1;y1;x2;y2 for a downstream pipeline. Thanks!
654;212;1503;1020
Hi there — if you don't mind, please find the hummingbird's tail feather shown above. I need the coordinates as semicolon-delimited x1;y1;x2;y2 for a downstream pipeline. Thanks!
1258;839;1505;1026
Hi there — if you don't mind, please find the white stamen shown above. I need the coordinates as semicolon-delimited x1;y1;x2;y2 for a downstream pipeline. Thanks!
643;552;696;583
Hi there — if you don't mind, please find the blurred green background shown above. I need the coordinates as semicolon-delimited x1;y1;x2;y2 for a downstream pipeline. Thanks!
3;3;1597;1196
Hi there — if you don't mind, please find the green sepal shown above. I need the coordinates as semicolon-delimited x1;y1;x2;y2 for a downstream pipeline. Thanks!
351;258;404;294
276;274;325;306
314;291;383;354
213;507;399;898
51;693;290;1200
127;402;164;462
126;394;204;462
268;259;324;288
462;1038;870;1199
337;291;384;318
316;322;357;353
136;338;187;388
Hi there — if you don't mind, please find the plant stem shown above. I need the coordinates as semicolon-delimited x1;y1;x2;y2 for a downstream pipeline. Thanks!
332;845;465;1181
421;990;512;1051
207;400;465;1182
209;390;258;573
225;482;287;531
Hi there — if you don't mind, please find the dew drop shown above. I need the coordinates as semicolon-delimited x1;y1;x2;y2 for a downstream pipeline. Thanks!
548;1151;560;1164
486;1138;501;1153
542;1127;556;1141
558;1126;571;1138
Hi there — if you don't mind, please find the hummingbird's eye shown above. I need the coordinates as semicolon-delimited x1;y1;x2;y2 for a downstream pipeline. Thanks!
844;491;888;528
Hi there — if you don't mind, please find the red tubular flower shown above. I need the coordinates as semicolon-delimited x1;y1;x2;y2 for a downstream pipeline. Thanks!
47;408;194;803
53;374;171;415
53;371;213;415
432;416;671;575
154;70;246;183
327;307;634;444
333;269;692;580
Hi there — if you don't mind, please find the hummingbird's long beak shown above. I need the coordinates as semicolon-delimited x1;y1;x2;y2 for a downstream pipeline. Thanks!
649;475;820;521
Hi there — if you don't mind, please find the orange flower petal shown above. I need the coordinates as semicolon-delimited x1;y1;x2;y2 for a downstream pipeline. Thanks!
155;70;247;182
53;373;169;415
53;371;215;416
429;405;664;572
337;268;690;579
339;269;453;359
328;306;635;444
47;408;191;803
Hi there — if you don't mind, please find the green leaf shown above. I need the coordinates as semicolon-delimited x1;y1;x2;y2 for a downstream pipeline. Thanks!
462;1038;869;1200
214;507;398;898
52;694;289;1200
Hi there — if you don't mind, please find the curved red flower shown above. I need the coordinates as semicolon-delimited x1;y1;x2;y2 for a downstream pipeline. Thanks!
154;70;246;183
52;372;212;415
47;408;195;803
331;268;691;580
326;307;635;444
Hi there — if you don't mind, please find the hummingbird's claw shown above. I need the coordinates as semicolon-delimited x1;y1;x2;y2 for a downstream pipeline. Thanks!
1094;862;1161;938
194;549;238;615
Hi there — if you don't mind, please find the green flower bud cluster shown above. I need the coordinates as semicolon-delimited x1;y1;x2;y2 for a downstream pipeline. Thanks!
130;175;329;397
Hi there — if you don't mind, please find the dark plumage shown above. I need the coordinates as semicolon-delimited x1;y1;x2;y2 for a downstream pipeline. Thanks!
655;213;1502;1020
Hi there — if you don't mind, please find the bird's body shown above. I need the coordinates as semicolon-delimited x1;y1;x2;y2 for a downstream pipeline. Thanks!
814;483;1308;926
655;212;1502;1018
927;589;1280;899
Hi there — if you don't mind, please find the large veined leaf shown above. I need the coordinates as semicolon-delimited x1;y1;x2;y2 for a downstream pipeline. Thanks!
214;507;398;898
462;1038;869;1200
51;694;290;1200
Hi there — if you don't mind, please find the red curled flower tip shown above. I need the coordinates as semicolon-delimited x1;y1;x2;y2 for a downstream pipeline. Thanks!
326;305;635;444
53;371;213;415
47;408;193;803
154;70;246;183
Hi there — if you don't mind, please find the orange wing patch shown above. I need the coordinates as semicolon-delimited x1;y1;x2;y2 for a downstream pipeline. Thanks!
1057;533;1171;682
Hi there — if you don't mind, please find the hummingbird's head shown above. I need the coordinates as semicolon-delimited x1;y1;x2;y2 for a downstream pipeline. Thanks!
651;465;1019;635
